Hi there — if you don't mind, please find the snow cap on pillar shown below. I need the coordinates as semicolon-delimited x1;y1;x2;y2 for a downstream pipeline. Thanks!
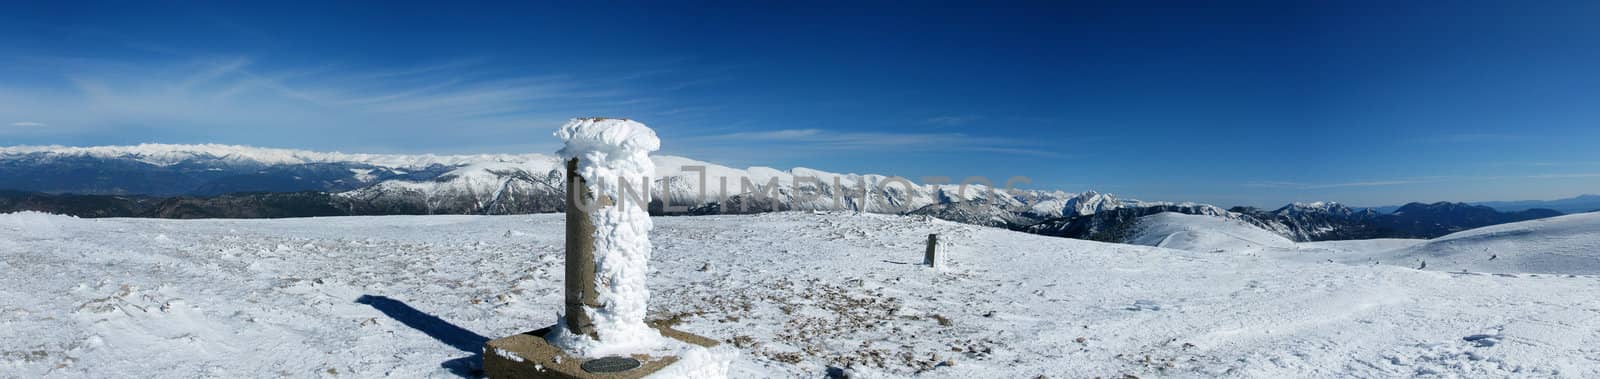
556;117;660;186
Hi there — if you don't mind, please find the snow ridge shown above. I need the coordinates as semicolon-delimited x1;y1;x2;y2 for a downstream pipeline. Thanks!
1393;212;1600;274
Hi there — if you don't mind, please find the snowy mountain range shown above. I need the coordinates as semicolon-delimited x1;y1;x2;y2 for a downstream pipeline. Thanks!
1469;194;1600;214
0;143;1094;216
1229;201;1565;241
0;144;1574;242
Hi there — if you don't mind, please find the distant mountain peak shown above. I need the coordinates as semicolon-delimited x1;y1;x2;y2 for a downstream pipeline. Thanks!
1395;201;1490;213
1063;190;1121;217
1469;194;1600;214
1273;201;1356;216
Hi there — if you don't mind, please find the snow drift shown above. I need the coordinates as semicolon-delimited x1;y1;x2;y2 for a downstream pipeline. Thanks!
1391;212;1600;275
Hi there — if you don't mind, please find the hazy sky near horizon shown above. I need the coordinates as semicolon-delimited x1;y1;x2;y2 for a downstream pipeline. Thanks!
2;1;1598;207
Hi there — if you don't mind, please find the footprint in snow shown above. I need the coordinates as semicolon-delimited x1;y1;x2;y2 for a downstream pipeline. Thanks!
1126;300;1162;311
1463;334;1500;347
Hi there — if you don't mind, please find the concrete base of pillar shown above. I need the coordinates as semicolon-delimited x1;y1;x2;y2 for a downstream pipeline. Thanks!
483;322;720;379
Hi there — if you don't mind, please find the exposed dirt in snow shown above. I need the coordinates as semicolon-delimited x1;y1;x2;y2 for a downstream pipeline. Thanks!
3;211;1599;378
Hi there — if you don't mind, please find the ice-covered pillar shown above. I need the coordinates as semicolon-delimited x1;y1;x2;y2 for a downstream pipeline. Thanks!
486;117;730;378
549;117;663;357
564;156;599;338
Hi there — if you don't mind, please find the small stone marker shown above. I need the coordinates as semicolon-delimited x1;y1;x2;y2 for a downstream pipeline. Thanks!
924;233;939;267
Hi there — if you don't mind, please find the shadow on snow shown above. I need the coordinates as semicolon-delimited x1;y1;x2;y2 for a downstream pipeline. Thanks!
356;295;488;377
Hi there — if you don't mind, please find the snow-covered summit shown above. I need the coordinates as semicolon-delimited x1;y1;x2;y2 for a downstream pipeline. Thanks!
1289;201;1332;210
1275;201;1356;216
1062;190;1123;217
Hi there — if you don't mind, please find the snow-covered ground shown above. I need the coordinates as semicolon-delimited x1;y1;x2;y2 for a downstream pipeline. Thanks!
1126;212;1297;253
1130;211;1600;275
3;211;1600;377
1388;213;1600;275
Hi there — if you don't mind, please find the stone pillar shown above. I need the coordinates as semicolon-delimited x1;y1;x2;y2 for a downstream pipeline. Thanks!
924;233;939;267
485;118;731;379
564;157;599;338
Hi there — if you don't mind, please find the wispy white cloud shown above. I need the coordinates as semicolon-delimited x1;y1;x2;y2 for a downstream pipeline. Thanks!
0;53;726;151
653;105;726;116
1429;133;1540;144
708;129;823;140
659;76;734;91
9;121;47;127
345;57;490;81
920;115;982;127
688;128;1062;157
177;57;252;91
1522;161;1600;167
1248;173;1600;190
1245;178;1449;189
1525;173;1600;179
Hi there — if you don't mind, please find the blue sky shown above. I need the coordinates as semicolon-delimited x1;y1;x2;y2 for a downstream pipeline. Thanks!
2;1;1598;207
